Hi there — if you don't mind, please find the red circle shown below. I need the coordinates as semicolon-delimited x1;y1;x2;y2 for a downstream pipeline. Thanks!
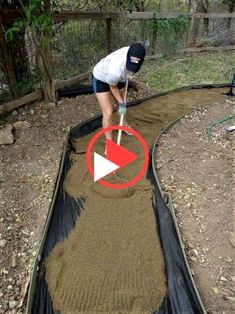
85;125;149;189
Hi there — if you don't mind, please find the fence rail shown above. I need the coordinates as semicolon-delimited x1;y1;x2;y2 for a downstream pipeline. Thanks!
52;11;235;21
1;10;235;23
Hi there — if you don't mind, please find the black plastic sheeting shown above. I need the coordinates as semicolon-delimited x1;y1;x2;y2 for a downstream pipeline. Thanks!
57;82;134;99
150;175;203;314
26;114;205;314
58;84;94;98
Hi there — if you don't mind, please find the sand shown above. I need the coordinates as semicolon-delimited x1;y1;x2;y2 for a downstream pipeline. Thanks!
45;88;227;313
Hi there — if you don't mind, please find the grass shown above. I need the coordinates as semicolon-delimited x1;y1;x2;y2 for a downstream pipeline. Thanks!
138;50;235;92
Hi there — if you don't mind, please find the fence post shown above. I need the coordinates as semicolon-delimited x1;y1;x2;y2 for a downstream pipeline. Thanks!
106;18;112;54
151;15;157;55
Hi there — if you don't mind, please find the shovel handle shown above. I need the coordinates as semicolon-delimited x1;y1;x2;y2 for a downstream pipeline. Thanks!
117;80;128;145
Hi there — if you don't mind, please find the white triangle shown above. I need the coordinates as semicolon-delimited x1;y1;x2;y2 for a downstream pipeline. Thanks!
94;153;120;182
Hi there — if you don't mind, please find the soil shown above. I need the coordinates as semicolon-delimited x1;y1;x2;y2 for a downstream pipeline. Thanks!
0;83;233;313
46;173;167;313
45;87;232;313
155;99;235;314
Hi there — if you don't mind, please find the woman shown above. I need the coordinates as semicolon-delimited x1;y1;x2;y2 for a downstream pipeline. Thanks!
92;43;146;143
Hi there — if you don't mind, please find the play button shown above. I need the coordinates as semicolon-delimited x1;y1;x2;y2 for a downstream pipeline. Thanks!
106;139;137;168
94;153;119;182
86;125;149;189
94;140;138;182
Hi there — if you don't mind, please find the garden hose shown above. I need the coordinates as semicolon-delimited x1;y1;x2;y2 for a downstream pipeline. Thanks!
206;114;235;142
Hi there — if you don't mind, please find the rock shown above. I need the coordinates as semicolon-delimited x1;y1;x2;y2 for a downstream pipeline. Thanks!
13;121;31;129
0;239;7;248
8;300;17;309
11;110;18;116
29;109;34;115
1;301;8;311
229;231;235;247
11;279;16;286
11;258;17;268
46;102;56;108
0;125;14;145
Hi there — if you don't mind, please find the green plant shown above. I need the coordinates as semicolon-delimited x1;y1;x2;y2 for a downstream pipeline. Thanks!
5;0;56;102
153;15;188;56
6;0;52;43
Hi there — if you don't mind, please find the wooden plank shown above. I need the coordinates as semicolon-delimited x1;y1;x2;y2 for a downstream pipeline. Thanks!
0;71;91;115
193;12;235;19
119;11;235;19
52;11;235;21
55;71;91;90
2;10;235;23
121;11;235;19
183;45;235;52
52;11;116;21
0;90;42;115
125;12;156;19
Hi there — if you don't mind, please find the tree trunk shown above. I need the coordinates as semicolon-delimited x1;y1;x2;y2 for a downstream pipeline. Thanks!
203;0;209;36
0;24;18;97
6;27;31;82
188;0;208;47
1;22;31;98
38;0;55;103
37;46;55;103
151;20;157;55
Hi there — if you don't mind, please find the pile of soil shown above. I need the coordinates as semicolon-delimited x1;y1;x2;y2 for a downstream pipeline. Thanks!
155;99;235;314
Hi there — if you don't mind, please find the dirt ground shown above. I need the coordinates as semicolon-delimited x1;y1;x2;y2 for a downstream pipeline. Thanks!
155;100;235;314
0;83;234;313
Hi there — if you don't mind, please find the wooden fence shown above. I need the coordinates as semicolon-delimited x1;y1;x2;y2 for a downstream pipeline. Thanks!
0;10;235;114
1;10;235;22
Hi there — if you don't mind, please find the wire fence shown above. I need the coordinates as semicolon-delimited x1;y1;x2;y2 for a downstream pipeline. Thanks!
0;14;235;105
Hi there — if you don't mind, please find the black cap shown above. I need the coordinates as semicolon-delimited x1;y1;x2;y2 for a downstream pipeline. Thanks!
126;43;146;73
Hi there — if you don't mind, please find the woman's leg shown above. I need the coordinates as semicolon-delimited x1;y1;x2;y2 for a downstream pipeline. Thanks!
119;87;125;101
95;91;113;140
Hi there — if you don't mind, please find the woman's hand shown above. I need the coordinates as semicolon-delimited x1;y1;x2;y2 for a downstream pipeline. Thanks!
118;103;127;114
